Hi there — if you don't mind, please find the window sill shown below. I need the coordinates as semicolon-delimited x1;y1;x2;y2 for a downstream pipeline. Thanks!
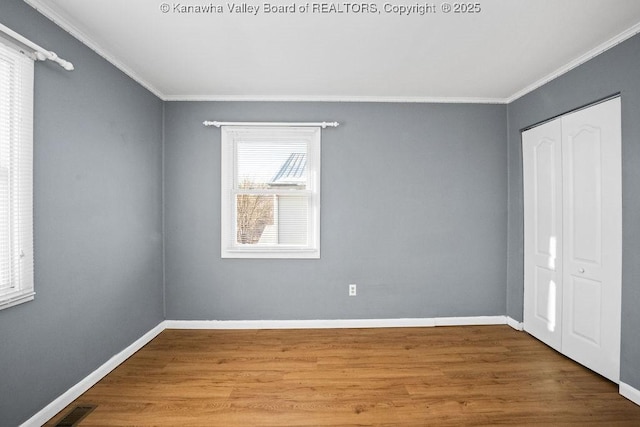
0;291;35;311
222;248;320;259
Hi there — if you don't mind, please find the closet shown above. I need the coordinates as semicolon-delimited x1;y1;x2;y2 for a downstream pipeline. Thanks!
522;97;621;383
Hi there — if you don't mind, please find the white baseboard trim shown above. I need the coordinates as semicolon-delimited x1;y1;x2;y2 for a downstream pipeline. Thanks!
165;316;508;330
21;321;166;427
506;316;524;331
435;316;506;327
620;382;640;407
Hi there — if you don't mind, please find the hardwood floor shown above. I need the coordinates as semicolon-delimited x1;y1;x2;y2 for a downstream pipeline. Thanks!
45;325;640;426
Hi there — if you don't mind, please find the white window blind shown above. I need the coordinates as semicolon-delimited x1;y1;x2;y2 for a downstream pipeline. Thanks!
221;126;320;258
0;41;35;310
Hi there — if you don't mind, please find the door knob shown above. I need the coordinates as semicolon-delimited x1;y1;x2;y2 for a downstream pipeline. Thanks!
578;268;585;273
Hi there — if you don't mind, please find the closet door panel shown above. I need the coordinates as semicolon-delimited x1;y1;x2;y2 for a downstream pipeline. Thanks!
561;97;621;383
566;126;602;271
523;119;563;351
568;276;602;345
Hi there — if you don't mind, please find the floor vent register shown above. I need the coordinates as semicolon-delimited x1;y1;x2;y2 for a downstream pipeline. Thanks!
55;404;97;426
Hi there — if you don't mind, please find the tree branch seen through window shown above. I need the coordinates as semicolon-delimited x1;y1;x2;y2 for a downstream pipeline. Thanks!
236;180;273;244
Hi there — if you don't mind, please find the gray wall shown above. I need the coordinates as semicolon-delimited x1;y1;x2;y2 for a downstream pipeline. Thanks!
0;1;164;425
506;34;640;391
5;0;638;422
164;102;507;320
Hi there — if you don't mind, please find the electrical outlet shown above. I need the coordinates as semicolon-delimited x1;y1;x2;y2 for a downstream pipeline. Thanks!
349;283;357;296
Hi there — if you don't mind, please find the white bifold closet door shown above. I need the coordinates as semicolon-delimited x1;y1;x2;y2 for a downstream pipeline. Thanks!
523;97;621;383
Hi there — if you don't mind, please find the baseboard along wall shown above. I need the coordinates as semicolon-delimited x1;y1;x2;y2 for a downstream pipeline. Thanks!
620;382;640;407
164;315;509;330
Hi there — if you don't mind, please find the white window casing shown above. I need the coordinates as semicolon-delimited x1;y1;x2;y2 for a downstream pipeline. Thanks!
0;40;35;310
221;126;321;259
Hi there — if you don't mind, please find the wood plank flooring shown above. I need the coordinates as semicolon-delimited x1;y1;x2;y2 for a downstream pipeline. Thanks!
45;325;640;426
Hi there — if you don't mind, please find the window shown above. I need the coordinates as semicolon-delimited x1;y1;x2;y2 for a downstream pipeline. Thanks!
221;126;320;258
0;41;34;310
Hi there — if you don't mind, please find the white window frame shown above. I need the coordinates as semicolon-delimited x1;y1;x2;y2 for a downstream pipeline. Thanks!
221;126;321;259
0;40;35;310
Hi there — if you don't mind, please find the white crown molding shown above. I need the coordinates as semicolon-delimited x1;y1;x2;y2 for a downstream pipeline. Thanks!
163;94;509;104
21;321;166;427
506;21;640;104
23;0;165;100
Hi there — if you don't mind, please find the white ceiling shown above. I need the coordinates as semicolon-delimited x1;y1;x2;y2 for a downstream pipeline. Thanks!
24;0;640;102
